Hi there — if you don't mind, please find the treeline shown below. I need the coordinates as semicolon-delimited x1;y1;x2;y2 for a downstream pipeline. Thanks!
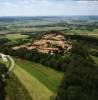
0;63;8;100
0;45;69;72
8;48;70;72
0;38;10;45
65;35;98;46
1;34;98;72
64;34;98;57
1;32;98;72
56;42;98;100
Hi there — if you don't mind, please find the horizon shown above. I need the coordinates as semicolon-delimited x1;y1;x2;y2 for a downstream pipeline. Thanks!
0;15;98;17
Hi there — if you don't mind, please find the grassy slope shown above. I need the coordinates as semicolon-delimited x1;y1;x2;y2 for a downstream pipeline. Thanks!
10;58;63;100
5;73;32;100
13;64;53;100
14;58;63;92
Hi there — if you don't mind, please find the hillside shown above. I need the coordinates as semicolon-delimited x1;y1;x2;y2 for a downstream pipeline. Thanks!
3;58;63;100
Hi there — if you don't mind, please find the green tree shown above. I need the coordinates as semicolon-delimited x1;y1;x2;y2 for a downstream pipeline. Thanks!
0;63;7;100
56;43;98;100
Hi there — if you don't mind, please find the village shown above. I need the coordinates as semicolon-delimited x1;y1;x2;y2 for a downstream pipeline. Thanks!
12;32;72;55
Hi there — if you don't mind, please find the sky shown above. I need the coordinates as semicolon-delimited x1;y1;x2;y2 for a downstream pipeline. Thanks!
0;0;98;16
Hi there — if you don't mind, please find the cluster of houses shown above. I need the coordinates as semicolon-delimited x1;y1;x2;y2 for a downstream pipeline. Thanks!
12;32;72;55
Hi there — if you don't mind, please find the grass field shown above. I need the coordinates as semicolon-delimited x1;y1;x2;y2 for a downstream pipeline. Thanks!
5;73;32;100
14;58;63;92
13;56;98;99
5;33;28;40
13;64;53;100
3;56;98;100
7;58;63;100
17;26;66;32
68;29;98;36
0;33;28;40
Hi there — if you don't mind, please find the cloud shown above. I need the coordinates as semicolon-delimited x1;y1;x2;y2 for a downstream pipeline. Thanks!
0;0;98;16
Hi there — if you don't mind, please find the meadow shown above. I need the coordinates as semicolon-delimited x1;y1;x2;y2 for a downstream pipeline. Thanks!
1;57;63;100
14;58;63;93
0;33;28;40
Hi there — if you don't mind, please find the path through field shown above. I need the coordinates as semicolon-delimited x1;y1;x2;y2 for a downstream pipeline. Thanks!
13;64;53;100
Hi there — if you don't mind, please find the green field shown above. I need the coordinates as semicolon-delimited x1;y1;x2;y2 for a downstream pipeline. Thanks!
6;58;63;100
14;64;52;100
3;33;28;40
0;33;28;41
14;58;63;92
5;73;32;100
67;29;98;36
17;26;67;32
